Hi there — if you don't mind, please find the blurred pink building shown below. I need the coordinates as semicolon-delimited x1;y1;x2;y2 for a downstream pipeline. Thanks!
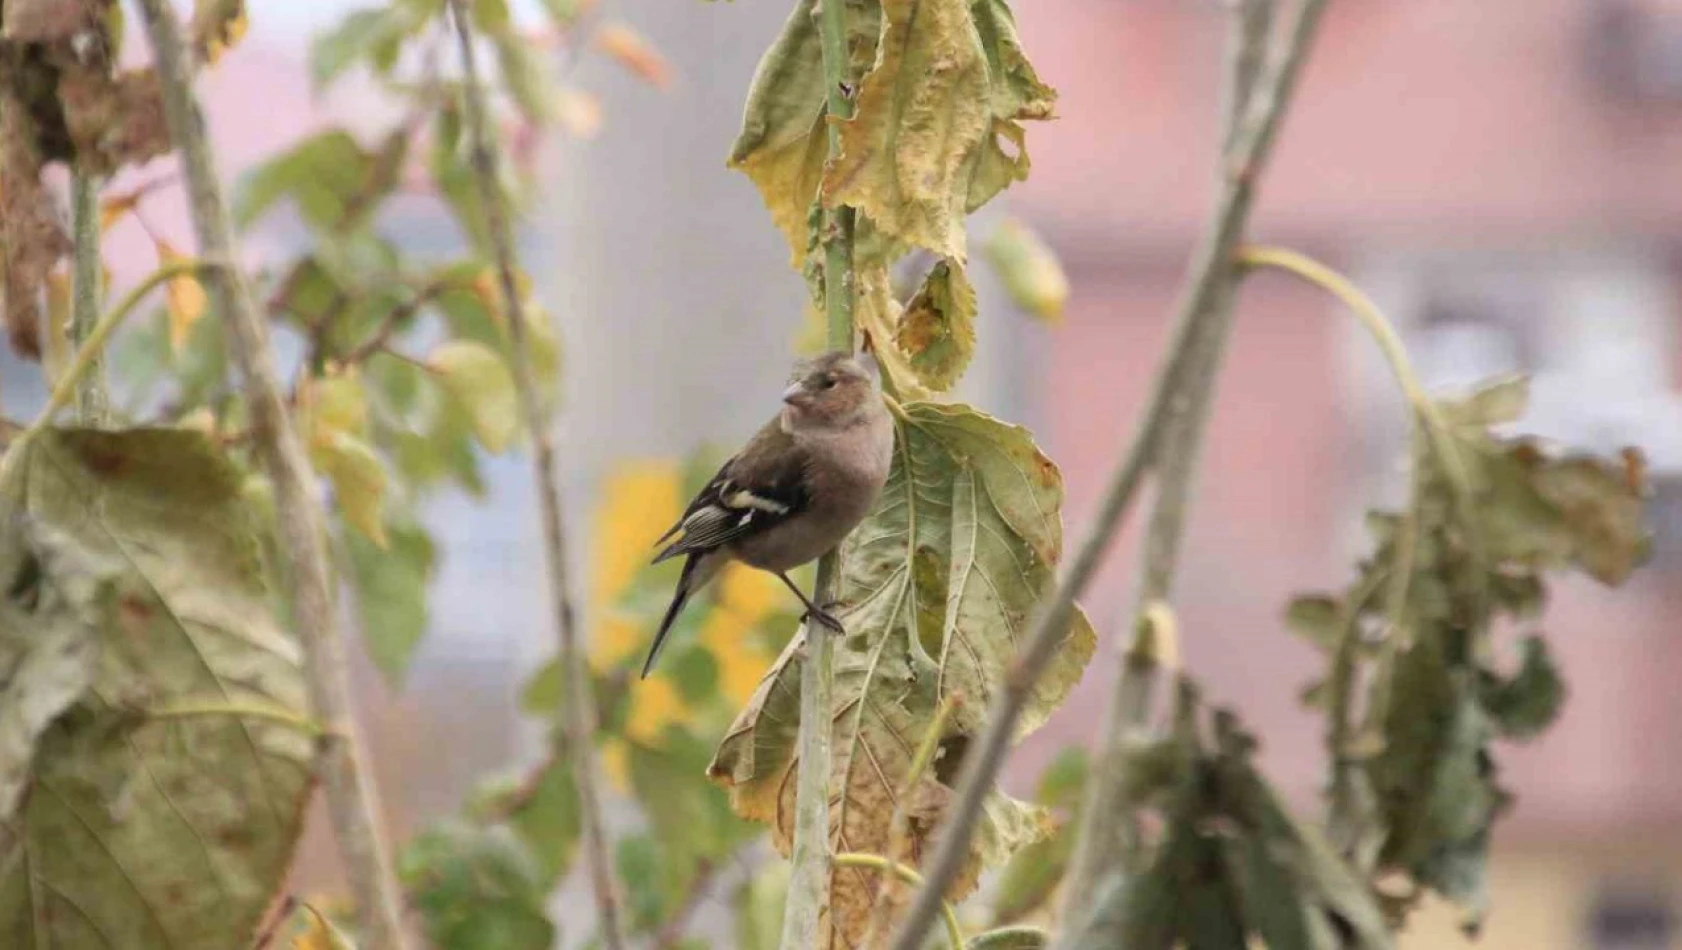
1016;2;1682;947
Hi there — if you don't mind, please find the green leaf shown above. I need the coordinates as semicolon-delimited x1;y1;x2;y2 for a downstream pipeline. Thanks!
0;430;315;950
970;0;1056;121
310;5;422;91
968;926;1050;950
710;402;1092;945
1283;594;1343;652
822;0;991;260
615;834;665;931
234;129;373;230
1110;685;1393;950
401;820;557;950
473;0;512;33
495;33;554;124
344;516;436;686
1440;374;1530;428
896;259;978;392
520;658;562;714
1479;635;1564;741
0;514;113;825
468;756;581;889
1034;745;1088;808
312;429;390;546
429;340;520;454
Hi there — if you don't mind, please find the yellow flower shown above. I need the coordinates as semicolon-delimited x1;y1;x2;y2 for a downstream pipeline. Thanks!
699;565;780;705
625;674;687;747
591;460;682;605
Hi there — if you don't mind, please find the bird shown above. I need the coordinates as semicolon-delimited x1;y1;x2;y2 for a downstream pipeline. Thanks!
641;351;896;679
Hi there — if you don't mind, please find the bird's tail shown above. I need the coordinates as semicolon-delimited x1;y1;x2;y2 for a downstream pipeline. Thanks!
642;551;720;679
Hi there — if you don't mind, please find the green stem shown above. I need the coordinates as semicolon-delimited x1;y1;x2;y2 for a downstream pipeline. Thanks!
832;853;964;950
784;0;860;947
1234;243;1483;859
145;700;326;736
69;173;109;424
24;259;213;443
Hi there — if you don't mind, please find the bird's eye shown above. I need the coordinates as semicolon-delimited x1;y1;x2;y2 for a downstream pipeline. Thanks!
819;376;837;390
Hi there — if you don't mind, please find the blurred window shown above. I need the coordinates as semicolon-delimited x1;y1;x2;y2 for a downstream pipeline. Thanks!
1348;250;1682;569
1587;881;1678;950
1587;0;1682;101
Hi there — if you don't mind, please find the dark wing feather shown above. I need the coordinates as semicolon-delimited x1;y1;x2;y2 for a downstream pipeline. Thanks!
652;419;809;563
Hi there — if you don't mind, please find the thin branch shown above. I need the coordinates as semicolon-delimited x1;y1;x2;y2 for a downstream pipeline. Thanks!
783;0;861;944
441;4;628;947
69;173;110;424
650;859;719;950
341;279;455;365
133;4;412;948
1058;0;1277;922
887;2;1332;948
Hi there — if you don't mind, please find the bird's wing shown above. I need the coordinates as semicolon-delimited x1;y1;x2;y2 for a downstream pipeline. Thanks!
652;419;809;563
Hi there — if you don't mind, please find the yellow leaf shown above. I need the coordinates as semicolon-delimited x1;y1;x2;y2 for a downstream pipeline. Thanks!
177;407;218;437
288;903;354;950
428;340;519;454
155;241;208;350
897;259;978;391
302;370;369;438
554;86;603;139
42;270;71;386
726;0;877;265
822;0;991;260
855;265;930;401
982;217;1068;323
193;0;249;67
594;22;672;89
99;191;142;233
311;430;388;547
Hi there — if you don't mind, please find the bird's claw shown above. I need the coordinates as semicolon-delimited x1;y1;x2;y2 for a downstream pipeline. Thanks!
803;604;846;633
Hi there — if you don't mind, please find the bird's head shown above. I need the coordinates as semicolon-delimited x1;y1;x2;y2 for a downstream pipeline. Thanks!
781;351;879;431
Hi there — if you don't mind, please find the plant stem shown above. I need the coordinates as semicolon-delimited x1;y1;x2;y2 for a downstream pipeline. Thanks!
887;3;1331;948
1058;0;1277;923
833;853;964;950
134;4;411;948
69;173;109;425
784;0;860;946
442;4;627;947
20;259;209;446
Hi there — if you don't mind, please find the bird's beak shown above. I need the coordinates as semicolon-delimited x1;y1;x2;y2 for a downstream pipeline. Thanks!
781;382;806;406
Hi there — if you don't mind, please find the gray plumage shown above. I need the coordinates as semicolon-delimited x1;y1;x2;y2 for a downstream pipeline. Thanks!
642;352;895;678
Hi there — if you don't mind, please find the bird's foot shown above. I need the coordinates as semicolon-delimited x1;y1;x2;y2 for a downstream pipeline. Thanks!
802;603;846;633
